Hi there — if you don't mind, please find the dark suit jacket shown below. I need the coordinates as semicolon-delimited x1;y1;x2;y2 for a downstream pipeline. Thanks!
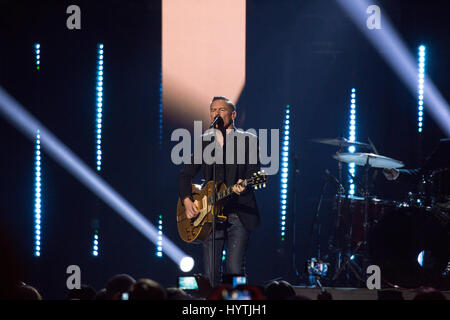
178;128;261;231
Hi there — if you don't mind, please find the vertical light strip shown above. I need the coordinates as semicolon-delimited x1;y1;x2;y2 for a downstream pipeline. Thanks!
91;219;99;257
35;43;40;70
34;129;42;256
96;44;104;171
92;229;99;256
93;45;104;256
156;215;163;257
348;88;357;196
279;105;290;242
417;45;426;133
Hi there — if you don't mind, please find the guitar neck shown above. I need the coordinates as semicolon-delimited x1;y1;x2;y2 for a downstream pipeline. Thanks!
214;180;248;202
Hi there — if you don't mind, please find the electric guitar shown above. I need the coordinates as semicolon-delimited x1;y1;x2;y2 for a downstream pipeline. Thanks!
177;171;268;242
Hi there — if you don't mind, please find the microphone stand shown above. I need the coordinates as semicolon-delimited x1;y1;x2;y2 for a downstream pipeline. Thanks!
211;150;217;287
209;116;223;287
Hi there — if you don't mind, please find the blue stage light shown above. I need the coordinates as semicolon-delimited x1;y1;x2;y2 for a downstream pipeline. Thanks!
417;45;426;133
348;89;357;196
34;130;42;257
35;43;40;70
95;44;104;171
279;105;291;242
156;215;163;258
92;229;99;257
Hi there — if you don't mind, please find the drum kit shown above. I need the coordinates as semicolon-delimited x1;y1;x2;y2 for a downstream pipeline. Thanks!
311;137;450;289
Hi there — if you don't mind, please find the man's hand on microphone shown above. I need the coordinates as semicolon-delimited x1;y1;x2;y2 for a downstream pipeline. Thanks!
183;197;200;219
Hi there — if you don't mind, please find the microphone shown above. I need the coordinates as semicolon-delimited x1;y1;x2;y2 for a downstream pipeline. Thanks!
325;169;345;193
209;115;224;128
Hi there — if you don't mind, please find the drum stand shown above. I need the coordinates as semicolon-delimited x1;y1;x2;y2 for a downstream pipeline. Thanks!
331;160;372;287
327;148;355;285
330;229;364;286
326;148;344;268
360;160;372;272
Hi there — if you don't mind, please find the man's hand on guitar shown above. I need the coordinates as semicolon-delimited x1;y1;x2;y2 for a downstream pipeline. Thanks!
232;179;246;195
183;197;200;219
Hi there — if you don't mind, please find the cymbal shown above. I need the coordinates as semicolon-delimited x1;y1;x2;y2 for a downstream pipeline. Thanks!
332;152;404;169
312;137;370;148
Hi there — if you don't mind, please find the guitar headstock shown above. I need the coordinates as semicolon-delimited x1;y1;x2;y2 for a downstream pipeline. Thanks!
248;170;268;190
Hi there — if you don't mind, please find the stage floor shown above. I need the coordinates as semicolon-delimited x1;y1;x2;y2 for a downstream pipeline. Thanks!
293;286;450;300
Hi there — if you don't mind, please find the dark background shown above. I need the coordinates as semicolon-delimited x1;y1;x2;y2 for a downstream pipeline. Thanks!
0;0;448;298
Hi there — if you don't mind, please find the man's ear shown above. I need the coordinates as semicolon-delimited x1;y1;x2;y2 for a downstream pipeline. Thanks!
231;111;236;121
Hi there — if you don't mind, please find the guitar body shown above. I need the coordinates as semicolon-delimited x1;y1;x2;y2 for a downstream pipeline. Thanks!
176;171;267;243
177;181;227;243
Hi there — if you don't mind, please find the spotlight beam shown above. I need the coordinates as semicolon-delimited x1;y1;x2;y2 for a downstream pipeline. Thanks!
0;86;191;269
337;0;450;136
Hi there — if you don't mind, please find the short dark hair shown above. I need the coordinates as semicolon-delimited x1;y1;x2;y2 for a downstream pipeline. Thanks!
210;96;236;112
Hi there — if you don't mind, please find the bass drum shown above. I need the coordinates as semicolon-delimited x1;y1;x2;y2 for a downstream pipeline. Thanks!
369;206;449;289
333;195;396;248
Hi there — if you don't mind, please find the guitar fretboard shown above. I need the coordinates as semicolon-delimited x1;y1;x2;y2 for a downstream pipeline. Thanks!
216;185;234;201
208;180;248;203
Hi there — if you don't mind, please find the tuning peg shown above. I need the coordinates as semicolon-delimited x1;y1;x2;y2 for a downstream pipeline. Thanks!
258;171;261;174
254;186;257;190
263;183;266;188
253;172;256;176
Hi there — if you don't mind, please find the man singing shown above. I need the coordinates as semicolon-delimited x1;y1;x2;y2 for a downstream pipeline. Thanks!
178;96;261;287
